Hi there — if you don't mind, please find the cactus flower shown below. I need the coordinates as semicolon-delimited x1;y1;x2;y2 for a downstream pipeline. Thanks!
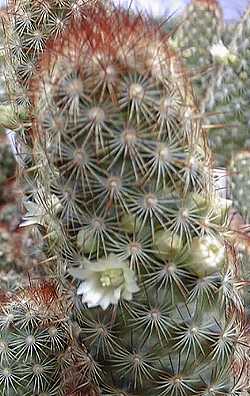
189;235;225;277
210;40;236;64
70;254;139;309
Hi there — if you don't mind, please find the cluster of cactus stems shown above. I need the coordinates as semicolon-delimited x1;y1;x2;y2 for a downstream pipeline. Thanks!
0;0;249;395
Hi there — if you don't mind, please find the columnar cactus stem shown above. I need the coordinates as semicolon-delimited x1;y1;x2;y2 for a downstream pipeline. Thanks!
173;0;224;99
202;5;250;166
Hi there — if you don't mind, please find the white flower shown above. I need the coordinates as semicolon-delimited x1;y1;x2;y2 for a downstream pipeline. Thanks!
70;254;139;310
210;41;231;63
20;188;61;227
189;235;225;277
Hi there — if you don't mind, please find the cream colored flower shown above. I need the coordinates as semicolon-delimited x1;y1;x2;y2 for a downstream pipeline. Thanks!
210;41;231;63
189;235;225;277
70;254;139;310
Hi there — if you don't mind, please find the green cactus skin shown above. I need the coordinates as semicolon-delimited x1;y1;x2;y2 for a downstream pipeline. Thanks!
0;283;71;396
230;151;250;222
6;3;249;395
240;249;250;320
202;6;250;167
173;0;224;99
229;151;250;320
222;20;237;47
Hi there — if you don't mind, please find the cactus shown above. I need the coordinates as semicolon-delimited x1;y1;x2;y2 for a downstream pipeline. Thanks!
201;5;250;327
201;6;250;324
0;282;72;396
222;20;237;46
229;151;250;320
0;22;7;105
230;151;250;222
0;207;45;292
202;5;250;166
0;0;88;289
0;135;16;203
0;280;108;395
3;2;249;395
173;0;224;99
3;0;99;117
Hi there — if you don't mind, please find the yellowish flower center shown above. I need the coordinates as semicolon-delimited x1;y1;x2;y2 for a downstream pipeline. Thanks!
209;243;219;255
100;268;124;288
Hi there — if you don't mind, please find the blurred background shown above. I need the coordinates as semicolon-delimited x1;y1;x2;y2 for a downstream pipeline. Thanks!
113;0;248;20
0;0;248;19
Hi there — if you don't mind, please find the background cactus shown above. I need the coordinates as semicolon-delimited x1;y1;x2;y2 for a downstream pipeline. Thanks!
222;19;237;46
200;4;250;327
230;151;250;222
202;5;250;166
229;151;250;320
173;0;224;99
6;2;247;394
